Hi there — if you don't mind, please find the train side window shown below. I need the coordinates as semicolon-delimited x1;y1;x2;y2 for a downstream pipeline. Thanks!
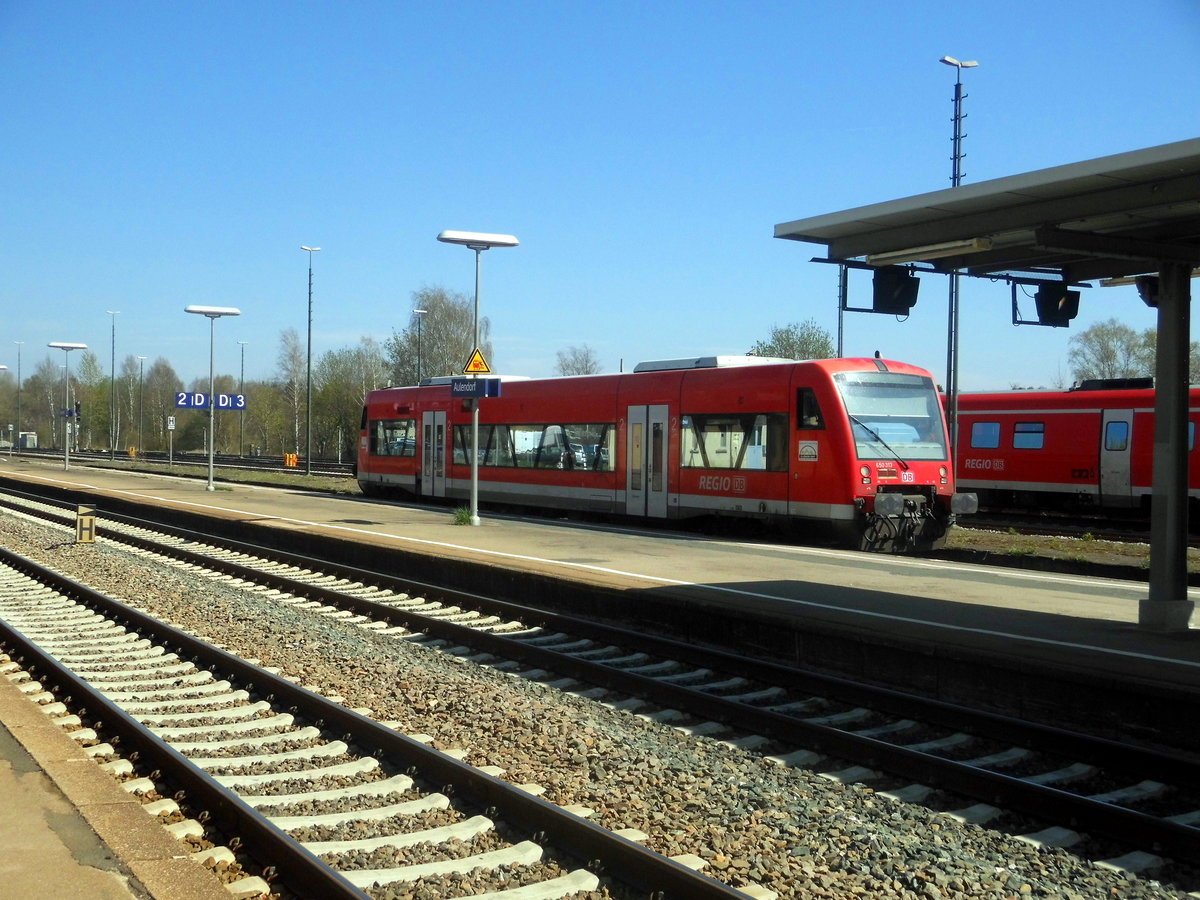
970;421;1000;449
1012;422;1044;450
1105;421;1129;452
797;388;825;430
681;412;788;471
1191;421;1196;451
369;418;417;456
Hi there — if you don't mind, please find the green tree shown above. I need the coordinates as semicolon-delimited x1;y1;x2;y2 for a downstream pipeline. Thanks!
554;345;602;376
141;358;182;452
749;319;835;360
385;286;492;385
74;350;105;449
312;337;388;460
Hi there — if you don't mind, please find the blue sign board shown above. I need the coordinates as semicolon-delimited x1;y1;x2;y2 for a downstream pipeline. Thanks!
450;378;501;398
175;392;247;410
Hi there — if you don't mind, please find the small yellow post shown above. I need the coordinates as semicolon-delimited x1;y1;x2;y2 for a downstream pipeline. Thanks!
75;505;97;544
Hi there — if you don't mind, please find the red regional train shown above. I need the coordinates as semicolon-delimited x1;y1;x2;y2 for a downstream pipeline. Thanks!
356;355;977;552
954;379;1200;512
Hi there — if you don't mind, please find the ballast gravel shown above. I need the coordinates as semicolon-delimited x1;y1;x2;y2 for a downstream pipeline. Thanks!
0;513;1194;900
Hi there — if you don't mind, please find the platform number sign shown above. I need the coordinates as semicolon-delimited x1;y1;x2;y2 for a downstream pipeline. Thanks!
175;392;247;410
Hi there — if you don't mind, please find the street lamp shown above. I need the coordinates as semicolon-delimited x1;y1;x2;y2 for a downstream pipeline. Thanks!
137;356;147;454
939;55;978;459
48;342;87;471
0;366;7;453
12;342;22;457
185;305;241;490
301;245;321;476
107;310;120;458
238;341;248;456
413;308;427;384
436;229;519;526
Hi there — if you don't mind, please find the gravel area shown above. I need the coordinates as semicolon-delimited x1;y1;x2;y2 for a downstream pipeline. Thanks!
1;511;1195;899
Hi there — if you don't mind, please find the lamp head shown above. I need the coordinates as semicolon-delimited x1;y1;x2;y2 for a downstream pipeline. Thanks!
185;305;242;319
940;56;978;68
437;230;519;250
48;342;88;351
301;245;321;252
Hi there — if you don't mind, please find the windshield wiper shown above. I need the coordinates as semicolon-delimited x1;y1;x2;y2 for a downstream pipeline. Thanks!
848;415;910;471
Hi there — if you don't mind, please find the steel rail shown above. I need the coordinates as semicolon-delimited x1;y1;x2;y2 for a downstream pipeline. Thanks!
0;545;749;900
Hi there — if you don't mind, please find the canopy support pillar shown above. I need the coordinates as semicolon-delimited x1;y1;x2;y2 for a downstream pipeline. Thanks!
1141;262;1194;631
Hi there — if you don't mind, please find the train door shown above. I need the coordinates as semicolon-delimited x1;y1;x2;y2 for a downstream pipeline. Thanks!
1099;409;1133;504
421;410;447;498
625;404;669;517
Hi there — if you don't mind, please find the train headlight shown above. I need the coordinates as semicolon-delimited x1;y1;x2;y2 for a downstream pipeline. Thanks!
860;465;871;484
939;465;948;484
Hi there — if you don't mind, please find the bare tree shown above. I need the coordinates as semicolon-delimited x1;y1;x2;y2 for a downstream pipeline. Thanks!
385;286;492;385
554;345;602;376
276;328;305;453
141;358;182;452
1067;318;1154;382
749;319;834;360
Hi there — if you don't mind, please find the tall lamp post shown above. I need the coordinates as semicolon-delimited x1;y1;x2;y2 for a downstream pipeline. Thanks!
137;355;147;454
413;308;427;384
238;341;248;456
301;245;321;476
107;310;120;458
185;306;241;491
436;230;519;526
48;342;87;471
940;55;978;457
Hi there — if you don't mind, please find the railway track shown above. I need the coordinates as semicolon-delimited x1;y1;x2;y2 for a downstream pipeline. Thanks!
2;490;1200;894
965;509;1200;548
0;546;751;900
14;447;356;480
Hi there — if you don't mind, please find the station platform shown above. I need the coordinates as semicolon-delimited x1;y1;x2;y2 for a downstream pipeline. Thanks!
1;455;1197;682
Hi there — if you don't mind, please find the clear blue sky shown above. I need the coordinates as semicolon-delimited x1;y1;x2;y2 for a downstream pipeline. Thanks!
3;1;1198;391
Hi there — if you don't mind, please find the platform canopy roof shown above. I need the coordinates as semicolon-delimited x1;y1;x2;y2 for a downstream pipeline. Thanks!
775;137;1200;630
774;137;1200;282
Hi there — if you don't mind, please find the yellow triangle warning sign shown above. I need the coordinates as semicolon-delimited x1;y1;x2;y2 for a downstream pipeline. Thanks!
463;348;491;375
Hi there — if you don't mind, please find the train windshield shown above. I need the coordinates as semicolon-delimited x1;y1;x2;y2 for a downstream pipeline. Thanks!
834;372;947;461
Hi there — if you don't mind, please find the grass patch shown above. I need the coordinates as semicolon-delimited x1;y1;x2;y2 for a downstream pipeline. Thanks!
453;507;473;526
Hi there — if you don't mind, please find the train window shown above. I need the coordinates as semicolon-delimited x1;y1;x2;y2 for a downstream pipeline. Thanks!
1191;422;1196;452
369;418;417;456
681;412;788;471
797;388;825;430
454;422;615;469
835;372;948;461
970;422;1001;449
1012;422;1044;450
1105;421;1129;452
